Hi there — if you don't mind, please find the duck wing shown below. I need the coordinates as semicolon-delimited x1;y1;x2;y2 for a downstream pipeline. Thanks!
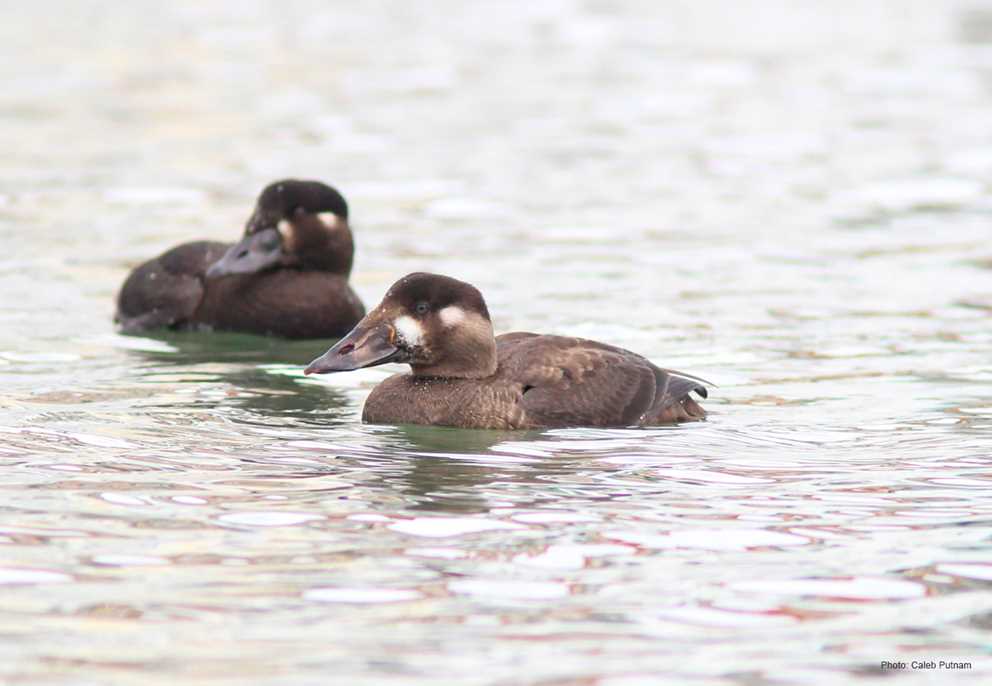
115;241;227;332
495;333;708;428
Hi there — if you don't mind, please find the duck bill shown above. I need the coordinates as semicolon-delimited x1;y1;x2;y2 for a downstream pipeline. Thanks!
205;228;283;280
304;321;401;374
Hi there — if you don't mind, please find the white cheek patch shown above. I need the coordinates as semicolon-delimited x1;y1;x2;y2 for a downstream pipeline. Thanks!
394;316;424;346
316;212;340;230
439;306;466;327
276;219;295;252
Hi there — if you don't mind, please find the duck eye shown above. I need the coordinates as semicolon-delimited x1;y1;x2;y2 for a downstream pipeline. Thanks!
415;302;430;315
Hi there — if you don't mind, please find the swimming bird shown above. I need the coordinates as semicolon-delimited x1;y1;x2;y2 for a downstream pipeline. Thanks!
304;272;710;429
115;179;364;338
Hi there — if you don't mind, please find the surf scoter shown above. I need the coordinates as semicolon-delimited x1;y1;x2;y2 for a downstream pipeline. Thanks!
115;179;364;339
304;272;710;429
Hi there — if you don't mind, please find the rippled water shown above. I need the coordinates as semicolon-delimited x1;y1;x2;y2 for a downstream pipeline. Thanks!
3;1;992;684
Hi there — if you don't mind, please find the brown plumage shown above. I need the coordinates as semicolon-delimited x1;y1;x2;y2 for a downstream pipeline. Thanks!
114;180;364;339
305;273;710;429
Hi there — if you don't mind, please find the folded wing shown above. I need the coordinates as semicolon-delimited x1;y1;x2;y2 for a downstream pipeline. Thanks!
496;333;708;427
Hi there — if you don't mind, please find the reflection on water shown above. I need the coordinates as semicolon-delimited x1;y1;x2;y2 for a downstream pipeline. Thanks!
124;329;334;366
2;0;992;684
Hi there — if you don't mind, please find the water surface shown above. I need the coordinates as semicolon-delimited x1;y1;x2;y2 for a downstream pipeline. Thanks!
2;1;992;684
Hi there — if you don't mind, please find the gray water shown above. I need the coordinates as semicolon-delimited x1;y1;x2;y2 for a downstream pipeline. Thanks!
2;1;992;684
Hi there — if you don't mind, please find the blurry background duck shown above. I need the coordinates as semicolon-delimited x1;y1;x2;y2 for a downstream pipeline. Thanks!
305;272;711;429
115;179;365;339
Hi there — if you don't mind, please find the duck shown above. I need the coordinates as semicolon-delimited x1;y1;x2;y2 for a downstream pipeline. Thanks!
114;179;365;339
303;272;710;429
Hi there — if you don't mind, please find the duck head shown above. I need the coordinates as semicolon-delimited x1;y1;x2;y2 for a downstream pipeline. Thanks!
206;179;352;279
305;272;498;379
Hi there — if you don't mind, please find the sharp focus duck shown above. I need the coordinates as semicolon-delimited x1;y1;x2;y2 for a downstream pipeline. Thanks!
115;179;365;339
304;272;710;429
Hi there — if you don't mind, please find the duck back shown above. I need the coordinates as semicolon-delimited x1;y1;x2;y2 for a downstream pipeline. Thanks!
116;242;364;338
116;241;228;333
496;333;707;427
361;333;707;429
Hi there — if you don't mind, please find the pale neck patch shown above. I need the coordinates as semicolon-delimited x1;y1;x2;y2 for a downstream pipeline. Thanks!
316;212;341;230
439;306;466;327
394;315;424;346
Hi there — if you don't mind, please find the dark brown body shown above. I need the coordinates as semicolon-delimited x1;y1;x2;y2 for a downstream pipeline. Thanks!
115;241;364;339
363;332;707;429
